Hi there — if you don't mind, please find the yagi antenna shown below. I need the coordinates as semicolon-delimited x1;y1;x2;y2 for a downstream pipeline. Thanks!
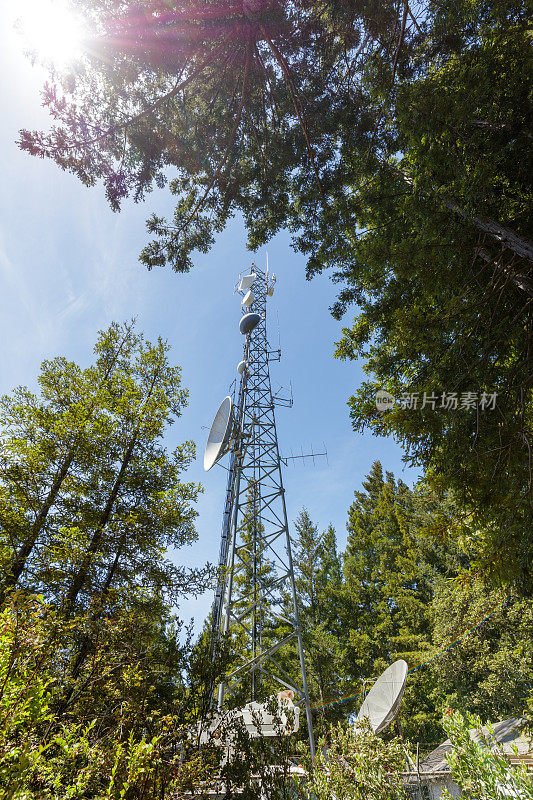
280;445;327;467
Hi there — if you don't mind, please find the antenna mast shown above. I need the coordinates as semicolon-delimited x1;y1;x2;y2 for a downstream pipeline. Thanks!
205;263;315;758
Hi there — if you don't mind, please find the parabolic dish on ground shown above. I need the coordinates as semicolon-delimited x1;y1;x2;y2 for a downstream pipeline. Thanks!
356;659;408;733
204;396;233;471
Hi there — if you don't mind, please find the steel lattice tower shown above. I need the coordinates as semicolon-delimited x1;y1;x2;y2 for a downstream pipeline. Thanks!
208;264;315;758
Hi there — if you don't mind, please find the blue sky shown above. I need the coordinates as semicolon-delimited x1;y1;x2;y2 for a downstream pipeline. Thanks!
1;5;420;629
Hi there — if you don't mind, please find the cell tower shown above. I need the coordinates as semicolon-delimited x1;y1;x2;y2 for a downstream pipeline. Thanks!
204;263;315;758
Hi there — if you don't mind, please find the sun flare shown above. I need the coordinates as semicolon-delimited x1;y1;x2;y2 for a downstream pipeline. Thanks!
15;0;86;69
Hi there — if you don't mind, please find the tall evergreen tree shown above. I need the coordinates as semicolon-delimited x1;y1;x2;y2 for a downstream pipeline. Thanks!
318;524;343;598
340;462;458;745
0;322;205;613
291;509;346;732
220;483;280;704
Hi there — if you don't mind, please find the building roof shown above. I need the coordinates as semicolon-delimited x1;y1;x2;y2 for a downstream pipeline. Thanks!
410;718;532;778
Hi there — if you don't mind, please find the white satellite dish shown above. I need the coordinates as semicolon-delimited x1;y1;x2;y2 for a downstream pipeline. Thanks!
204;396;234;471
239;313;261;335
239;273;256;293
356;660;408;734
237;360;247;375
242;289;254;308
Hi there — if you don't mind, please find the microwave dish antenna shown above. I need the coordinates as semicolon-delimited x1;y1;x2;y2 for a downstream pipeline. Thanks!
242;289;254;308
239;312;261;335
356;659;408;734
238;273;256;293
204;396;235;471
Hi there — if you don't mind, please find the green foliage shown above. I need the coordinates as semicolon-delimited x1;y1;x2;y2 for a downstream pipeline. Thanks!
305;718;408;800
22;0;530;272
220;484;282;705
431;580;533;722
0;595;213;799
441;709;533;800
0;595;56;795
0;320;206;612
339;462;460;745
291;511;346;734
334;177;533;589
19;0;533;588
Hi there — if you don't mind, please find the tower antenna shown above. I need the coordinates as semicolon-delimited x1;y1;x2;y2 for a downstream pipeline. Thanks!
204;263;315;758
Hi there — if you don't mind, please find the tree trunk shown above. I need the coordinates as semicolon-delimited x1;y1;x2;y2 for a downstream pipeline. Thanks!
69;526;129;682
0;450;75;604
477;247;533;299
445;201;533;267
400;171;533;270
0;324;135;604
64;434;137;609
51;444;137;721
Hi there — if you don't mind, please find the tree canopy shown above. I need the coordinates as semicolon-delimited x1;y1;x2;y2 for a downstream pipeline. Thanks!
287;465;533;748
0;323;223;797
21;0;367;269
19;0;533;589
0;321;206;611
19;0;531;271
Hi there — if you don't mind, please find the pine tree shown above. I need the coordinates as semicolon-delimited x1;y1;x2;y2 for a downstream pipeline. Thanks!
0;322;205;613
319;524;343;597
340;462;457;745
221;483;280;704
291;509;346;732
